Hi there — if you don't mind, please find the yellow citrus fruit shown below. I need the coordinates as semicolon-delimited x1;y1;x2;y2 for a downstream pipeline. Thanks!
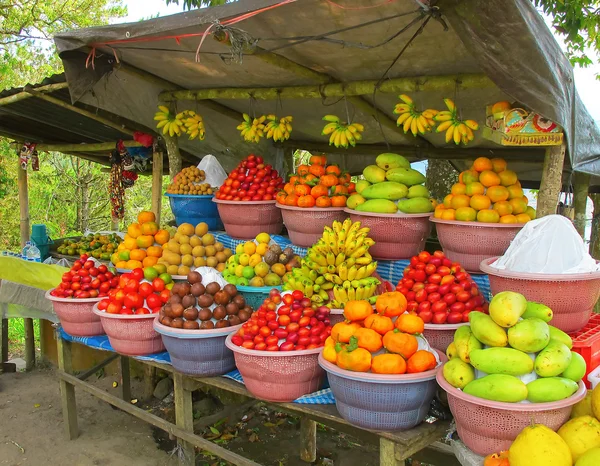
181;254;194;267
256;232;271;244
202;234;215;246
256;243;269;256
491;158;507;173
493;201;513;216
443;194;454;208
271;263;286;277
487;185;510;203
243;241;256;255
477;209;500;223
177;223;195;236
167;240;180;254
123;237;138;250
130;249;147;261
115;260;128;269
515;213;532;223
137;235;154;249
118;250;131;261
238;253;250;266
154;230;170;245
498;170;518;187
526;206;536;220
461;169;480;184
154;263;167;275
254;262;269;278
509;198;528;214
440;208;456;220
249;253;262;267
141;221;159;236
434;205;445;219
472;157;493;172
167;265;179;275
126;260;143;270
451;194;471;209
194;257;206;268
455;207;477;222
195;222;209;237
137;211;155;224
127;223;142;239
470;194;492;211
465;182;485;196
507;184;524;199
499;214;518;224
179;244;192;256
479;170;501;188
189;235;202;247
192;245;205;257
143;256;158;268
451;183;467;195
235;243;244;254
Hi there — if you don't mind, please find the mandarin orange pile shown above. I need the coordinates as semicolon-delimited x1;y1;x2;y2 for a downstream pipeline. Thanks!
166;166;213;195
434;157;536;224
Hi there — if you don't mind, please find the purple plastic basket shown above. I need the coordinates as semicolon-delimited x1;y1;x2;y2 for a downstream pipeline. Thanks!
277;205;349;247
345;209;432;260
213;199;283;239
154;318;241;376
319;350;446;431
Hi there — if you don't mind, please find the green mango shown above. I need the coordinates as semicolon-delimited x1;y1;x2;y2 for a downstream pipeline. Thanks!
535;340;572;377
375;153;410;170
489;291;528;327
407;185;430;199
463;374;528;402
549;326;574;349
385;167;426;186
346;193;366;210
363;165;386;184
443;358;475;389
508;318;550;353
469;347;534;376
361;181;408;200
522;301;553;322
355;199;398;214
469;312;508;347
397;197;434;214
454;325;483;363
526;377;579;403
355;180;371;194
561;351;586;382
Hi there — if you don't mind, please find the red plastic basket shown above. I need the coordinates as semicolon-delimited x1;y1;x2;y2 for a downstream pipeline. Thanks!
213;199;283;239
278;205;348;248
45;290;104;336
569;314;600;388
422;322;468;352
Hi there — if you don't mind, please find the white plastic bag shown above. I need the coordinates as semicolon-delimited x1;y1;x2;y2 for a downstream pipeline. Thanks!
197;154;227;188
492;215;600;274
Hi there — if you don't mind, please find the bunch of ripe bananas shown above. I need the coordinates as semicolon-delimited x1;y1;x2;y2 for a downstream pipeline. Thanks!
322;115;364;148
283;219;379;308
237;114;266;143
265;115;293;142
183;111;205;141
154;106;185;137
393;94;439;136
434;98;479;145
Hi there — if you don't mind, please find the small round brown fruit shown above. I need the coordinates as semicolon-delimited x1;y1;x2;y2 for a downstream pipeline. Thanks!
233;295;246;308
212;305;226;320
238;309;251;322
223;284;238;297
171;283;182;296
182;294;196;309
183;307;199;321
214;290;230;306
225;302;239;315
191;283;205;297
169;294;182;305
161;315;173;326
198;308;212;321
178;283;191;297
187;271;202;284
227;315;241;326
171;303;184;318
197;294;214;308
171;317;184;328
215;320;230;329
183;320;200;330
200;321;215;330
205;282;221;295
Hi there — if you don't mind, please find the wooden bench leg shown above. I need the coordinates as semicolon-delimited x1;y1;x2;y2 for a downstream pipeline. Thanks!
173;373;195;465
120;356;131;402
300;417;317;463
1;317;8;373
58;337;79;440
24;318;35;371
38;319;47;364
143;365;156;400
380;438;406;466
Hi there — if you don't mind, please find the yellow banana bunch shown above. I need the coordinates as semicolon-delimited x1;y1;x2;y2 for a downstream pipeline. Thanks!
393;94;439;136
154;106;185;137
322;115;364;148
183;111;205;141
434;98;479;146
265;115;293;142
237;113;267;143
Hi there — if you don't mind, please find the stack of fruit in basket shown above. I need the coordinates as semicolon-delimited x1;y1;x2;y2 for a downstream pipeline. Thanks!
230;289;332;351
215;154;284;202
222;233;300;287
443;291;585;402
346;153;433;214
166;166;214;195
158;271;253;330
51;255;118;299
276;154;355;208
57;234;122;261
434;156;537;223
396;250;487;324
157;222;232;276
96;267;171;315
323;294;438;374
283;219;380;308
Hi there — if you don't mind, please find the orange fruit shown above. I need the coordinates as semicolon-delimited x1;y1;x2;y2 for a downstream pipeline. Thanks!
141;221;159;236
123;237;138;250
146;246;163;258
127;223;143;239
473;157;493;172
470;194;491;211
443;194;454;208
477;209;500;223
137;211;156;224
491;158;507;173
451;194;471;209
154;230;171;245
137;235;154;248
462;169;480;184
491;101;512;114
434;205;445;219
143;256;159;267
455;206;477;221
451;183;467;195
522;195;529;204
493;201;513;216
507;184;524;199
487;185;510;203
407;350;437;374
515;213;532;223
441;209;456;220
126;260;143;270
130;249;147;261
498;170;518;187
499;214;518;224
395;314;425;334
509;198;527;215
465;182;485;196
479;170;501;188
115;260;128;269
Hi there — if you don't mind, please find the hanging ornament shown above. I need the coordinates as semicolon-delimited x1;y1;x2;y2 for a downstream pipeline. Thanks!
18;143;36;170
31;150;39;171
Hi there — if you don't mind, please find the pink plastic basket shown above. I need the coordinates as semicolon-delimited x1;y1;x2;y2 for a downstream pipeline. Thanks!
430;218;523;273
480;257;600;333
423;322;468;352
278;205;348;247
329;308;345;326
213;199;283;239
92;305;164;356
45;290;104;336
319;350;446;431
225;333;324;402
437;369;586;456
346;209;432;260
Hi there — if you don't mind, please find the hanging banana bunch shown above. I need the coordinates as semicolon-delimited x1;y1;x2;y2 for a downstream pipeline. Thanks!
393;94;439;136
322;115;364;149
154;106;185;137
183;110;206;141
237;113;267;143
265;115;293;142
434;98;479;145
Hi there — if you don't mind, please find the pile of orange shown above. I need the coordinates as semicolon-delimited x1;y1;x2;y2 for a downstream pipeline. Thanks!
276;154;356;208
112;211;171;269
434;157;536;224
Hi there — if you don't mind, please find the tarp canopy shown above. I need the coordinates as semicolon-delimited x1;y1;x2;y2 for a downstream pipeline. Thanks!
48;0;600;186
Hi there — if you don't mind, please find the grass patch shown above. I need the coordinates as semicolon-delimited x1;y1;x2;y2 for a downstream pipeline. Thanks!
7;318;40;359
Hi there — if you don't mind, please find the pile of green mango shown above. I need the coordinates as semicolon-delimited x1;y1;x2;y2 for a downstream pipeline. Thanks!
443;291;585;403
346;153;434;214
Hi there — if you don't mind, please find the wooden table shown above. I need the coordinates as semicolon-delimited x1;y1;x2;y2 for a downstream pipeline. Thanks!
56;336;458;466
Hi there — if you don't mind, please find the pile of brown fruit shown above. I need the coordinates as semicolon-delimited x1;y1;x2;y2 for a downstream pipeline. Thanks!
166;166;214;195
158;271;252;330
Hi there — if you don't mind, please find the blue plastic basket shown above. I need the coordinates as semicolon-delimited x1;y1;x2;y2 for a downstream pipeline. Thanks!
236;285;282;310
166;194;223;230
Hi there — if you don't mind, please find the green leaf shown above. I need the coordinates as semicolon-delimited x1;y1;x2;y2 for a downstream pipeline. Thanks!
209;426;220;435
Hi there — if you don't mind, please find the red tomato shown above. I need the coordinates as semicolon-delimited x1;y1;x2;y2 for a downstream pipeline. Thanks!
62;273;72;282
443;293;457;305
97;299;110;311
412;282;425;291
274;328;288;340
431;301;448;314
124;279;139;293
84;260;94;270
107;302;122;314
407;301;419;313
124;292;143;309
450;302;466;313
437;266;451;276
432;311;447;324
152;278;165;292
283;294;294;305
242;341;255;350
425;284;439;294
405;291;416;302
298;316;311;327
428;273;442;285
131;268;144;281
427;292;441;303
413;270;427;282
138;283;154;298
265;335;279;347
91;278;101;289
418;310;433;323
280;341;295;351
447;311;463;324
429;257;442;267
425;264;437;275
146;293;162;309
433;250;445;259
456;291;471;303
415;289;428;303
135;308;150;315
418;251;431;263
418;301;431;313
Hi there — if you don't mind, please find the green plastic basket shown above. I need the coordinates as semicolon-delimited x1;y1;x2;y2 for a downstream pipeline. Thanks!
235;285;282;310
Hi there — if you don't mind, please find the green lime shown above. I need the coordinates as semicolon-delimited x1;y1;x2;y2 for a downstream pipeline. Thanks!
144;267;159;281
242;266;255;280
237;277;249;286
118;250;130;261
159;273;173;284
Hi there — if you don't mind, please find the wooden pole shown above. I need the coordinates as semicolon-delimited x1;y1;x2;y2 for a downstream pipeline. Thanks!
537;143;566;218
24;318;35;370
17;158;30;247
300;418;317;462
0;82;69;107
35;140;143;153
573;172;590;238
151;144;164;225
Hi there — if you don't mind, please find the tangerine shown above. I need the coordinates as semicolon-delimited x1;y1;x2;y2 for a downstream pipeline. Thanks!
316;196;332;207
526;206;536;219
473;157;493;172
451;183;467;195
487;185;510;203
470;194;492;211
154;230;170;245
477;209;500;223
146;246;163;258
434;205;445;219
493;201;513;216
137;211;156;224
455;206;477;221
462;169;480;184
143;256;159;267
498;170;518;187
507;184;524;199
126;259;143;270
127;223;143;239
479;170;501;187
508;198;527;214
407;350;437;373
285;194;299;206
130;249;147;261
499;214;518;224
123;237;138;250
451;194;471;209
141;221;159;236
515;213;532;223
441;208;456;220
395;313;425;334
137;235;154;248
491;158;507;173
443;194;454;208
465;182;485;196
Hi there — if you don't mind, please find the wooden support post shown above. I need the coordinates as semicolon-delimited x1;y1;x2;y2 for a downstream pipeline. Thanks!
38;319;47;364
537;143;566;218
1;316;8;373
120;356;131;402
24;317;35;370
380;438;405;466
300;417;317;463
57;337;79;440
573;172;591;238
151;145;164;225
143;365;157;400
17;159;30;248
164;135;182;180
174;373;195;465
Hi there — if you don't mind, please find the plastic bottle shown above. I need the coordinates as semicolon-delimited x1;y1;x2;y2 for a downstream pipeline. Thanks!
26;242;41;262
22;241;31;260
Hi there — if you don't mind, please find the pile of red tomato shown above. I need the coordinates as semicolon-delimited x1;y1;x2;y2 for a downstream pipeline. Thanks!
51;255;118;299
